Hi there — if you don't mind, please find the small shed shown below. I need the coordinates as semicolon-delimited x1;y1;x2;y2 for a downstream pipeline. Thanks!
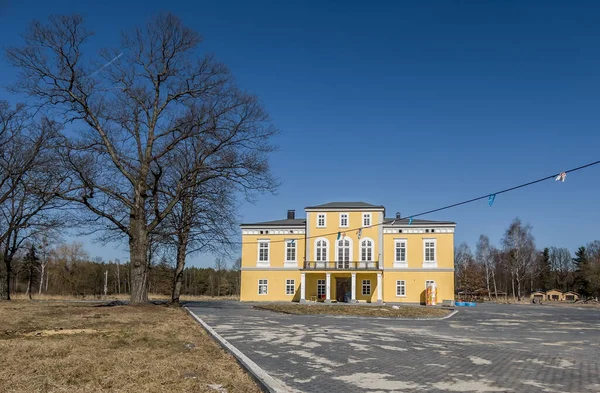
562;291;580;302
546;289;562;301
530;291;545;302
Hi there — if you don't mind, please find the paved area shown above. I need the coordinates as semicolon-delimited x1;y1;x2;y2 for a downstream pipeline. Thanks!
187;301;600;392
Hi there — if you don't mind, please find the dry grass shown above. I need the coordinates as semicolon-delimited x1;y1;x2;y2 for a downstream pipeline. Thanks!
254;303;450;318
0;301;259;393
9;293;239;302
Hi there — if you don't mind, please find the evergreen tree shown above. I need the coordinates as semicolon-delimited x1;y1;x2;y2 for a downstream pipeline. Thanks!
573;246;588;295
539;248;552;290
23;244;40;300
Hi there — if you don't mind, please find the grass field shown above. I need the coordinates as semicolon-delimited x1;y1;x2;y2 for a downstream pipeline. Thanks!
254;303;451;318
0;301;259;393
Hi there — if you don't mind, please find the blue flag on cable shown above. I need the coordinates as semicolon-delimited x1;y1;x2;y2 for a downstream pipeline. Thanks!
488;194;496;207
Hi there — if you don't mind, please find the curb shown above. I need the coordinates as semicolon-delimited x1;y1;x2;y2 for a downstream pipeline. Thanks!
184;307;293;393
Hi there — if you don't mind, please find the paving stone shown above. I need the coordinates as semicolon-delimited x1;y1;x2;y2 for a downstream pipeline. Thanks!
188;302;600;393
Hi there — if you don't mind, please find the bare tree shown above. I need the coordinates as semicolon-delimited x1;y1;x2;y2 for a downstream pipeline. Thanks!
476;235;494;300
502;218;536;300
0;103;64;300
165;176;238;303
7;13;276;303
454;242;472;290
549;247;573;291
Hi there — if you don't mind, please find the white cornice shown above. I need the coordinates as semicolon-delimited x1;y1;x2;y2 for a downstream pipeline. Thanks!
383;227;454;234
242;229;306;235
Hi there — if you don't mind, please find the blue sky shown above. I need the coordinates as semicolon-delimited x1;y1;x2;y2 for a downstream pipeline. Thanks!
1;1;599;266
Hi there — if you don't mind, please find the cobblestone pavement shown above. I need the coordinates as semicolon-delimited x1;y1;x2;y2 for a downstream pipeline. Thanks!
187;302;600;392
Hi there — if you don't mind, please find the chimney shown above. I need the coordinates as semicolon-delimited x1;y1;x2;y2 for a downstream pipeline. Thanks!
395;212;401;219
287;210;295;220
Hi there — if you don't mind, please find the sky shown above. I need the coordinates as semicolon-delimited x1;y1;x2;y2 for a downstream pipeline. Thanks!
0;1;599;266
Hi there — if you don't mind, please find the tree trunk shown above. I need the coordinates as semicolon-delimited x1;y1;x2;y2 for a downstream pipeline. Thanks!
26;267;33;300
38;263;45;295
511;270;516;300
129;215;149;304
171;239;188;303
117;261;121;294
0;256;11;300
45;264;49;292
485;263;491;301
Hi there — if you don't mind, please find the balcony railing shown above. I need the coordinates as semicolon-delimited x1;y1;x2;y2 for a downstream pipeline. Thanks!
303;261;380;270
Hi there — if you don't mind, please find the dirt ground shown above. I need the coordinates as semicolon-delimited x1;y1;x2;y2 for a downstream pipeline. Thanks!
0;301;260;393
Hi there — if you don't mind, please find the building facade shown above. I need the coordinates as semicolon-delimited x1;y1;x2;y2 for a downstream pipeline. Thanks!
240;202;456;304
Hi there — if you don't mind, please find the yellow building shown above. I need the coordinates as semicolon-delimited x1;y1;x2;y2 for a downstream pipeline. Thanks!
240;202;456;304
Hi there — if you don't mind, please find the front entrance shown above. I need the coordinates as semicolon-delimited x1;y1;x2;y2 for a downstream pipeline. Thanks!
336;277;350;302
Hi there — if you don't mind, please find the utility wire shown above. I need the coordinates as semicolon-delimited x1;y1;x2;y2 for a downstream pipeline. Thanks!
236;159;600;246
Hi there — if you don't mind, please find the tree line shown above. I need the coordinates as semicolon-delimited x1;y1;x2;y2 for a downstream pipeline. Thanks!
0;13;276;303
5;240;242;299
455;218;600;300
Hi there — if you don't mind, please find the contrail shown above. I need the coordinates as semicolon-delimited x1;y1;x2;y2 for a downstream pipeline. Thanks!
91;53;123;76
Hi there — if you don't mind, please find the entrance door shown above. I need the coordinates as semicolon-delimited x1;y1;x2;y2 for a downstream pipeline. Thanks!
337;239;350;269
336;278;350;302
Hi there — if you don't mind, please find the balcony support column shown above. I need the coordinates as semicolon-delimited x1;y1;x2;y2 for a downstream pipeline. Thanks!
351;272;357;303
300;273;306;303
325;272;331;303
377;272;383;304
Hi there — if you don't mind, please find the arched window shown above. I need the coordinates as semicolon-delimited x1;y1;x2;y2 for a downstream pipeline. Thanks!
337;238;351;269
361;238;373;262
315;238;329;267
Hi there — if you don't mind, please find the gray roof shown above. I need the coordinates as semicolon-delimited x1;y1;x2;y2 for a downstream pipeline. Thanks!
384;218;456;225
240;218;306;227
305;202;385;209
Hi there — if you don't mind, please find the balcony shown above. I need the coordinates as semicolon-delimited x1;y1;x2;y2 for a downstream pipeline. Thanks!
302;261;380;270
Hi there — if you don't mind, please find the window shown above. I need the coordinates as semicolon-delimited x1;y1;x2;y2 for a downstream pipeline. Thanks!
394;239;407;264
258;279;268;295
258;240;270;263
315;238;328;261
363;213;371;227
362;279;371;295
424;239;436;263
286;279;295;295
317;279;326;297
361;239;373;261
285;240;296;262
317;214;326;228
396;280;406;297
339;213;349;227
425;280;435;289
337;238;350;269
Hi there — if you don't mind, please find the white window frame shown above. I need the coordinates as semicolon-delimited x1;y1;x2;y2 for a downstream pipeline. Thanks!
314;237;329;267
394;239;408;267
317;213;326;228
396;280;406;297
285;279;295;295
362;213;372;227
336;237;353;269
362;279;371;295
257;239;270;266
360;238;374;262
339;212;349;228
317;279;326;298
258;279;268;295
423;238;437;267
425;280;435;289
284;240;297;265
